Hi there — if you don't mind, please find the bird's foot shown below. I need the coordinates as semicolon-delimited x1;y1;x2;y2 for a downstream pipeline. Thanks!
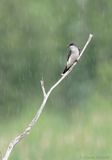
75;59;78;63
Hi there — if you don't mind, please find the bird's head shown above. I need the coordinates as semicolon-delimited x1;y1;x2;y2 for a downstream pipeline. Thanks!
68;43;80;52
69;43;77;51
69;43;75;46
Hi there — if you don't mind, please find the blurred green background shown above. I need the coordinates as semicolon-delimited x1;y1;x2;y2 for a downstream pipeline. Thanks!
0;0;112;159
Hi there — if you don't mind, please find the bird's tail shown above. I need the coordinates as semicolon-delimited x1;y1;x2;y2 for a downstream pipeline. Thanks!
62;66;71;74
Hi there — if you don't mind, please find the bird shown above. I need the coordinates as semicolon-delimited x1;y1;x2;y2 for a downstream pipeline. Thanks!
62;43;80;75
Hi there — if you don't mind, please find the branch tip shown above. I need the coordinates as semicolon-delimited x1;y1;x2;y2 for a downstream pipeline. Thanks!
89;34;93;41
90;33;93;37
40;79;46;97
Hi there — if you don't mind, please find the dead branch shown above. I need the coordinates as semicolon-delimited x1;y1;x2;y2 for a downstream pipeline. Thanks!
2;34;93;160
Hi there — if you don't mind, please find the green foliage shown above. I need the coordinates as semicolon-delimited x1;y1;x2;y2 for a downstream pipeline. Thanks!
1;0;111;116
0;94;112;159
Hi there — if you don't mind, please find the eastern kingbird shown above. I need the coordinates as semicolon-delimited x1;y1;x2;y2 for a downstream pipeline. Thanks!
62;43;80;75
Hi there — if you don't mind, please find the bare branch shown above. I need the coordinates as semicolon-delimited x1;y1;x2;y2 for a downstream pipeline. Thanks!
2;34;93;160
40;78;46;98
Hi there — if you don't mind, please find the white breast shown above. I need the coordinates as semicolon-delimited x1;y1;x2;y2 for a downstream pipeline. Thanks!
67;48;79;68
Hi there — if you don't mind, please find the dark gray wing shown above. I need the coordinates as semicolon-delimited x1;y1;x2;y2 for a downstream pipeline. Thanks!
67;50;71;61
